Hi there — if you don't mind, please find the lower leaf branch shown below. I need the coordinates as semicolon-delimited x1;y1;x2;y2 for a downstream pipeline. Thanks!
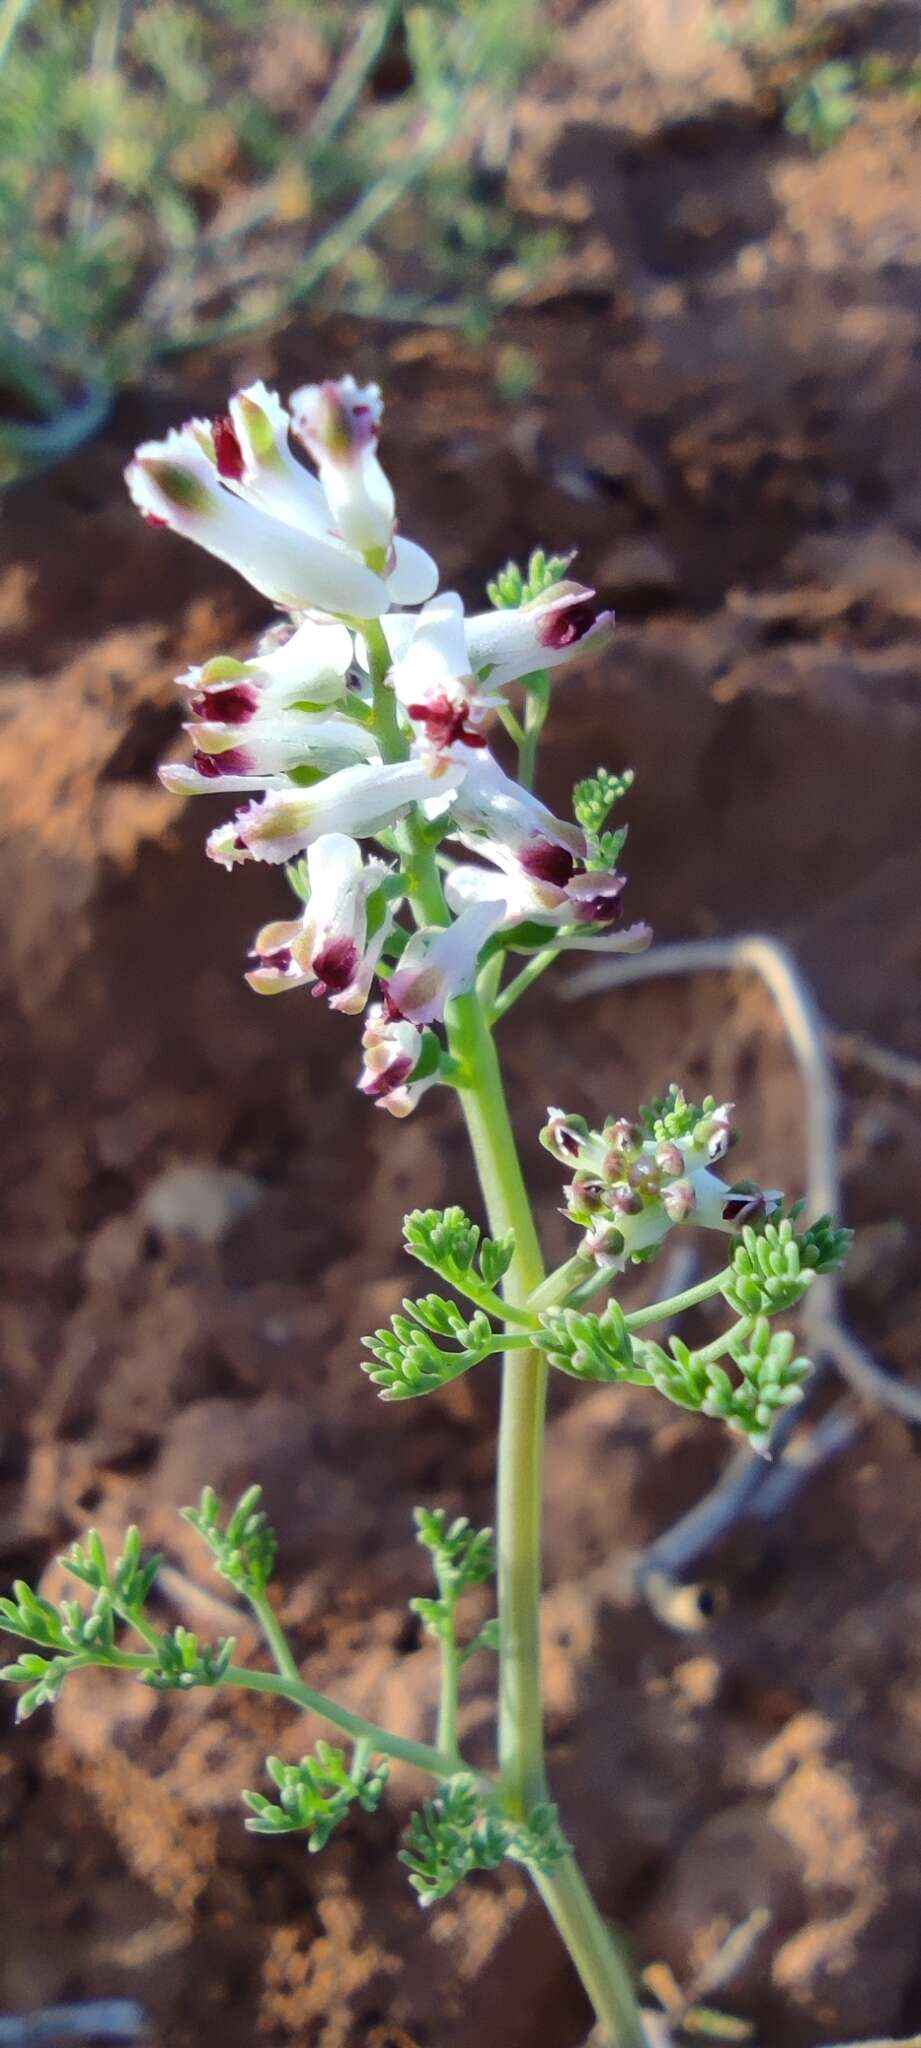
623;1268;733;1331
222;1665;457;1778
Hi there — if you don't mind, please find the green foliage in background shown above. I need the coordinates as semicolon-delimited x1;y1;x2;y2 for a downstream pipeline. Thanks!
712;0;921;155
0;0;558;477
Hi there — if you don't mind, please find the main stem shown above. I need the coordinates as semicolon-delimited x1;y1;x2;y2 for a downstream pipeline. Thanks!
449;989;547;1811
359;620;645;2044
447;989;647;2048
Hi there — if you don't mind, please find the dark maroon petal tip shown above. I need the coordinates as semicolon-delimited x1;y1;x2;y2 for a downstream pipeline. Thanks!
363;1053;414;1100
192;746;252;777
255;946;293;973
536;598;599;651
190;682;260;725
519;840;577;887
406;693;475;752
213;413;246;483
312;935;360;995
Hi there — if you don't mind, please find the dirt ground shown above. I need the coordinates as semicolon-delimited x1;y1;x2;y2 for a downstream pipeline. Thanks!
2;3;921;2042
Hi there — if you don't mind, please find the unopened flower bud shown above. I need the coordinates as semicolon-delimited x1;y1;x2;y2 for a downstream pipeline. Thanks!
605;1118;641;1155
663;1179;697;1223
542;1108;588;1162
655;1141;685;1179
567;1175;608;1215
606;1184;644;1217
694;1104;736;1163
583;1221;626;1265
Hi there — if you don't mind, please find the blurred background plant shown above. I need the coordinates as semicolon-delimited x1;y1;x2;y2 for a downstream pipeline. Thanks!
711;0;921;154
0;0;559;480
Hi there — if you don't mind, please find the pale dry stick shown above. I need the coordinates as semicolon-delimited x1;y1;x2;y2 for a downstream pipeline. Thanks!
0;2004;146;2045
830;1031;921;1094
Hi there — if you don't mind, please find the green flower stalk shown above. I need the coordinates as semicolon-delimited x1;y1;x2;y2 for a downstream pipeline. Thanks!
1;375;852;2047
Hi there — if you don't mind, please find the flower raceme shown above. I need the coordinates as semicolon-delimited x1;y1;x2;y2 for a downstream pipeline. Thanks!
127;372;645;1111
542;1090;782;1269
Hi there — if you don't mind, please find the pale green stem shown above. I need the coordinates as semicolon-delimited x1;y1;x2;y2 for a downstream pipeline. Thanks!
527;1254;596;1314
311;0;402;153
695;1315;754;1366
248;1589;302;1685
222;1665;457;1777
518;669;550;791
624;1268;733;1331
437;1600;462;1761
75;1649;457;1780
447;988;548;1809
534;1862;646;2048
491;946;560;1024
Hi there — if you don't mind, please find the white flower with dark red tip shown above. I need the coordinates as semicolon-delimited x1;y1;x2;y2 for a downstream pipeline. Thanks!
178;708;379;785
387;593;488;755
447;746;586;866
465;580;613;692
445;850;651;957
127;379;438;615
385;900;504;1026
289;376;438;603
208;757;464;868
358;1006;436;1117
126;423;391;617
245;833;392;1012
289;377;392;555
177;619;353;724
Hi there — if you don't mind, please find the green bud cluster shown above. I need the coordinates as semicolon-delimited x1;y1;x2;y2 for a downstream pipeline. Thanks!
400;1774;569;1906
404;1206;515;1299
487;548;575;610
631;1319;811;1453
537;1299;639;1385
410;1509;498;1663
362;1298;502;1401
723;1211;852;1317
142;1626;236;1691
181;1484;277;1598
244;1743;389;1848
540;1091;753;1271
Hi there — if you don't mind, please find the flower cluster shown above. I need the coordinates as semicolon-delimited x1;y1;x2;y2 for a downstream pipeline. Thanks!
542;1085;781;1269
128;375;648;1112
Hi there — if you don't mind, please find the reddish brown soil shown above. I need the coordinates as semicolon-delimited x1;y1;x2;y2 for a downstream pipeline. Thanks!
2;6;921;2043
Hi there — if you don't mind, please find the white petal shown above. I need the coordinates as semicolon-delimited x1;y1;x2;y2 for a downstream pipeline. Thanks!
127;430;390;616
389;592;471;711
233;757;464;863
159;762;291;796
386;537;440;606
227;383;331;536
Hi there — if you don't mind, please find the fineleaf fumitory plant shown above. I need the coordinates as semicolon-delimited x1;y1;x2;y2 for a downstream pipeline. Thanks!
1;378;850;2044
